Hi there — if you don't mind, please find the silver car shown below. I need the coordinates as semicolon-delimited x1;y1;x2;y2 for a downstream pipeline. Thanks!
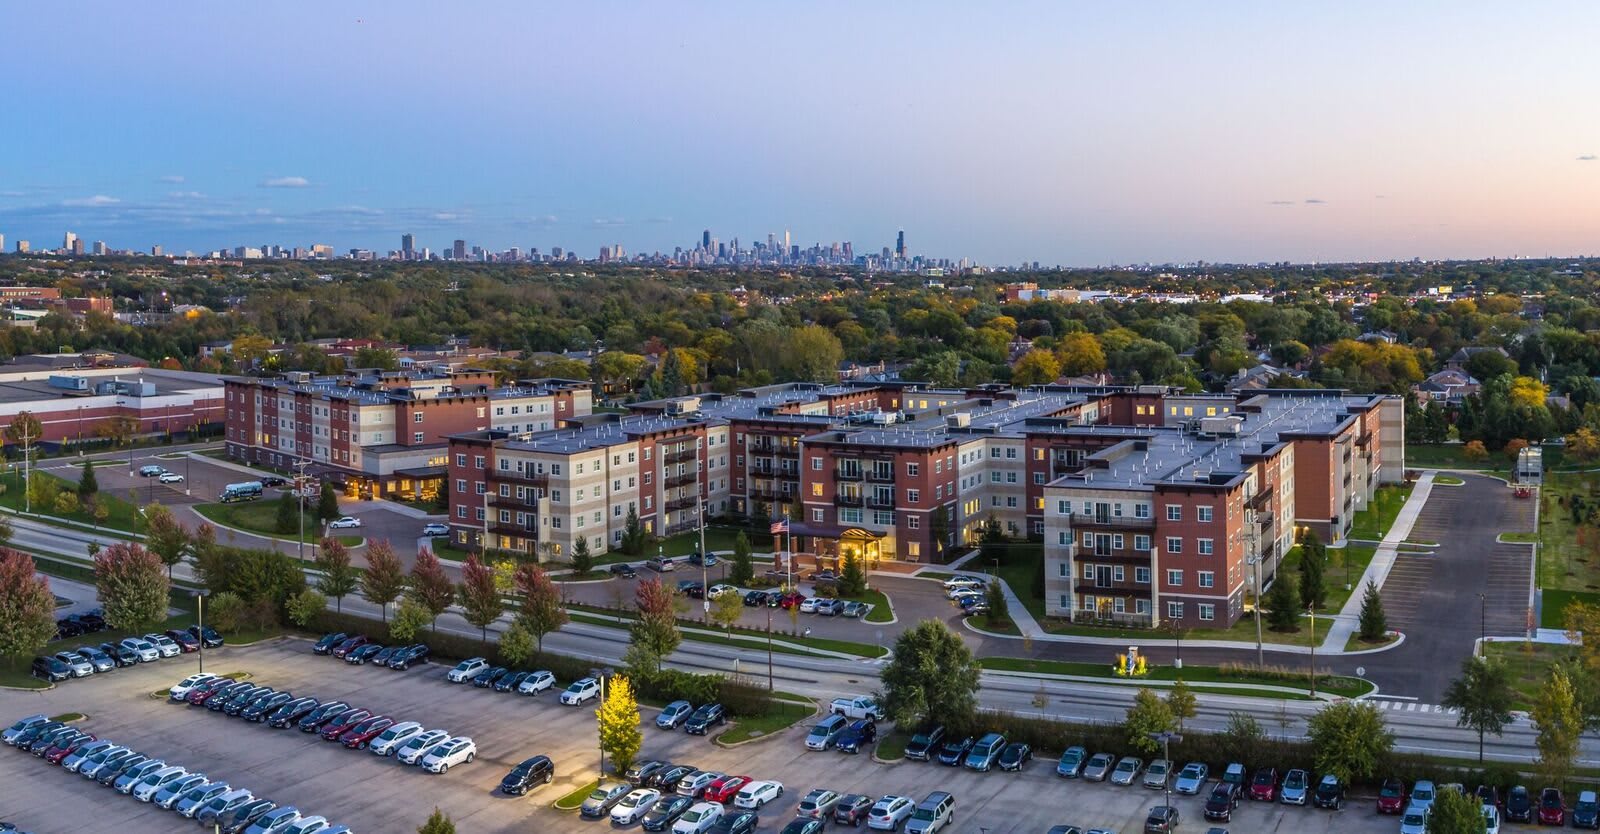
580;782;632;818
176;781;232;817
53;651;95;677
155;773;209;809
1142;759;1172;789
1109;756;1143;786
1174;762;1209;795
1082;752;1115;781
1279;768;1310;805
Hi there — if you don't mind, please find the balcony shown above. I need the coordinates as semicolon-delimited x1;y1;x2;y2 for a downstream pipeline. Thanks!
664;470;697;488
665;495;699;512
488;521;538;539
867;495;896;509
663;520;698;537
488;494;540;511
752;460;779;475
1069;513;1153;530
833;493;864;507
865;468;895;483
1069;609;1154;629
834;467;863;480
750;439;796;456
1051;457;1080;475
663;447;697;464
494;469;549;487
748;486;790;502
1246;488;1272;511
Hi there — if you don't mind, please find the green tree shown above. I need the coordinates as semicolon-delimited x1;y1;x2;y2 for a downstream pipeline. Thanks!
76;461;98;500
142;503;190;579
1265;572;1300;631
621;506;648;555
569;535;595;576
0;515;12;546
417;807;456;834
408;547;456;630
458;555;505;643
627;577;681;674
499;620;536;668
838;551;867;596
206;591;243;633
275;491;297;535
286;588;326;628
314;538;359;612
1532;664;1583;786
781;324;845;383
360;540;406;622
728;532;754;585
388;598;432;644
1124;688;1176;754
0;550;58;660
598;675;643;775
881;620;981;730
513;563;567;653
930;505;950;560
93;542;170;632
1358;579;1388;640
984;580;1009;627
1167;679;1198;733
1427;786;1486;834
710;590;744;633
1441;656;1516;762
1298;533;1326;611
1011;348;1062;387
317;480;340;523
1305;701;1393;783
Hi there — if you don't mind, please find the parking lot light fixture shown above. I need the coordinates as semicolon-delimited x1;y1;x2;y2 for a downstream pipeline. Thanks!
590;666;613;777
1150;730;1182;816
192;589;210;674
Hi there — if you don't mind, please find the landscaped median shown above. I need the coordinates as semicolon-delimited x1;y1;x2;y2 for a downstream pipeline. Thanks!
978;655;1375;700
192;501;363;548
565;606;887;658
554;779;601;811
715;695;817;745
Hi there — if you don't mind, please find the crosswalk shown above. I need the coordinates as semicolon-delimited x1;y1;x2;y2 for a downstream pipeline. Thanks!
1370;699;1456;716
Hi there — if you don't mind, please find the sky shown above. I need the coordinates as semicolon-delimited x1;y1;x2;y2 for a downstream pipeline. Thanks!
3;1;1600;266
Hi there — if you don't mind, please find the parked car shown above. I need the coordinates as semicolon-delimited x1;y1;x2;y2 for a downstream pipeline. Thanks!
709;811;758;834
396;729;451;765
1206;782;1242;821
936;736;974;767
118;637;160;662
194;788;255;824
560;677;601;705
743;590;768;606
369;721;424;756
734;780;784;810
31;655;70;681
836;719;877;754
327;516;362;529
625;760;670;786
101;640;140;666
675;771;724;800
132;765;190;801
155;773;211;808
613;789;665;825
868;795;916;831
1477;784;1502;809
1410;781;1437;813
642;795;694;832
168;673;216;700
904;791;954;834
389;644;429;669
295;701;350;732
144;633;182;657
317;708;372;741
1055;746;1088;778
1249;767;1279;801
834;793;874;825
420;736;476;773
329;635;369;659
781;820;825;834
1540;787;1567;826
243;806;301;833
61;739;116;772
610;563;638;578
905;725;946;762
339;715;395;749
998;742;1032;772
516;669;556;694
1399;805;1430;834
657;700;695;729
706;583;738;599
831;695;885;721
268;697;320;729
646;557;677;573
797;789;842;820
446;657;488;683
159;472;185;483
470;665;508;687
1174;761;1209;794
684;703;726;735
653;765;699;792
3;714;49;745
1485;804;1504;834
75;646;115;672
1280;768;1310;805
312;632;347;655
495;670;532;693
422;522;449;536
1313;774;1346;810
1507;785;1535;823
1377;777;1408;814
672;801;723;834
1144;806;1180;834
1574;791;1599;830
218;798;277;833
1110;756;1144;786
964;732;1007;772
1082;752;1115;781
703;775;752;805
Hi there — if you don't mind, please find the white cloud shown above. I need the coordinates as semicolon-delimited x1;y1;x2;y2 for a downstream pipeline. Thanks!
168;191;204;199
592;217;627;227
62;194;120;207
260;176;310;188
531;214;559;225
431;212;461;222
159;175;185;184
1579;154;1597;162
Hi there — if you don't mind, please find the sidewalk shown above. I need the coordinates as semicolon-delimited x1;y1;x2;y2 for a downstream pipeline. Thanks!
1320;472;1436;651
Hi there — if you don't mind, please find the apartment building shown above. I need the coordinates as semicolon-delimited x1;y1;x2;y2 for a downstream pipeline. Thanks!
223;369;591;499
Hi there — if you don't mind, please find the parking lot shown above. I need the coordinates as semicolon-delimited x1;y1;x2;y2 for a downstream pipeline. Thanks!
1;639;1413;833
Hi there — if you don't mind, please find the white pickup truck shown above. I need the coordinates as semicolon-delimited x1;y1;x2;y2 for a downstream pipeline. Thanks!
830;695;884;721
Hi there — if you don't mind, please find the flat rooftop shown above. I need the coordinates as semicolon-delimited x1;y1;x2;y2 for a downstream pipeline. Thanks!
0;367;224;405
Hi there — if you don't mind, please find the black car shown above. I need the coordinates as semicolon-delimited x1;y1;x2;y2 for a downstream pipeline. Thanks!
610;563;638;578
496;671;532;693
834;794;873;826
260;476;288;487
652;765;697;791
499;755;555;795
836;719;876;753
743;590;769;606
97;753;149;786
626;760;670;786
708;810;758;834
297;700;351;731
31;656;69;682
1143;805;1180;834
220;799;277;834
679;582;706;599
641;796;694;832
1205;782;1242;821
998;742;1033;771
55;618;83;639
684;703;726;735
188;624;224;648
905;725;946;762
370;646;400;667
11;721;64;749
1313;775;1346;810
99;641;140;667
243;691;294;722
1507;785;1535;823
225;687;273;716
937;736;975;766
781;820;825;834
472;666;509;687
1576;792;1600;830
389;644;429;670
208;682;256;712
312;632;347;655
268;697;320;728
346;643;385;665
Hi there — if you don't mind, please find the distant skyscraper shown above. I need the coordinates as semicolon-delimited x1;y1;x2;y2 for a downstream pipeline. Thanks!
63;231;77;252
401;233;415;258
895;230;905;259
0;234;5;253
92;241;107;256
452;239;466;260
70;237;84;256
702;229;711;250
151;244;163;257
784;230;791;253
16;240;28;253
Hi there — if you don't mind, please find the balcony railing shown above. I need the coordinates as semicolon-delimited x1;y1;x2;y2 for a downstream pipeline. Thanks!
664;470;697;488
488;495;539;511
867;495;896;509
488;521;538;539
748;486;790;501
1069;514;1153;529
665;495;698;512
1068;610;1154;629
865;469;895;483
494;469;549;487
663;447;697;464
834;468;863;480
833;493;864;507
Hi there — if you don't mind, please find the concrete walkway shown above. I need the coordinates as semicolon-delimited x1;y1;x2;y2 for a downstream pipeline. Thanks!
1320;472;1436;651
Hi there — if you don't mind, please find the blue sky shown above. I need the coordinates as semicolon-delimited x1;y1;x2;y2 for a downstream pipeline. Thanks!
3;1;1599;265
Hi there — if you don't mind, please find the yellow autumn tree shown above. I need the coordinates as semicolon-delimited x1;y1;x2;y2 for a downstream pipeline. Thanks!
597;675;642;775
1509;376;1549;410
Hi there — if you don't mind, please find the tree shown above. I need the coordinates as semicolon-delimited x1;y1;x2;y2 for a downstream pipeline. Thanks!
1167;679;1198;733
930;505;951;560
499;620;536;668
142;503;190;579
1056;332;1107;376
837;550;867;596
0;515;11;546
0;550;57;660
710;590;744;633
1568;427;1600;463
1357;579;1388;640
621;506;648;555
317;480;340;523
417;807;456;834
286;588;326;628
77;462;98;500
781;325;845;383
53;491;79;517
984;580;1009;627
1011;348;1062;387
1305;701;1393;783
1124;688;1176;754
1531;664;1582;786
1265;573;1300;631
881;620;981;730
1441;656;1516;762
1463;440;1488;461
4;411;43;460
1427;786;1487;834
513;563;567;653
1504;437;1530;462
93;542;170;632
1298;532;1326;611
459;555;504;643
95;414;139;447
314;538;359;612
598;675;643;775
1220;711;1266;764
569;535;594;576
389;598;432;644
360;540;406;622
408;547;455;630
728;532;754;585
206;591;243;633
275;491;297;535
627;577;681;673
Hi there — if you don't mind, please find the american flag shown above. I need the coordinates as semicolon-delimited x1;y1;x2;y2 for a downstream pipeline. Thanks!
770;519;788;534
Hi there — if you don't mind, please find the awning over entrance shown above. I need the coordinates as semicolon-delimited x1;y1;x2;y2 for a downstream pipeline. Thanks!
784;522;885;564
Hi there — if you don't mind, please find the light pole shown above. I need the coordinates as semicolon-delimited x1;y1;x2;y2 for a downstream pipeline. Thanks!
294;458;311;563
1478;593;1487;657
1248;555;1264;668
1308;604;1317;698
766;603;774;691
590;666;612;777
192;589;210;674
1150;730;1182;816
696;440;708;615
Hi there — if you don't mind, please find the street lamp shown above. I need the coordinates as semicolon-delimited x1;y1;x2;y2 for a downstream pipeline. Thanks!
1247;555;1264;668
1149;730;1183;817
1478;593;1487;657
192;589;210;674
1308;604;1317;698
589;666;613;777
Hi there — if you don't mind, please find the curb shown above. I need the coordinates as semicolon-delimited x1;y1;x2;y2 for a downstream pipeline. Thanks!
714;699;819;748
192;511;366;551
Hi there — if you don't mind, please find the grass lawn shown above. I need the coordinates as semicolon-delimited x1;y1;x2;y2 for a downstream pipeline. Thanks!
1347;484;1414;541
0;469;143;536
555;779;601;810
1537;472;1600;599
1405;443;1562;472
875;729;911;761
717;699;815;744
566;608;887;658
1277;544;1376;614
1345;632;1400;652
1502;532;1537;543
1435;475;1465;485
978;656;1373;699
848;588;894;623
1540;589;1600;629
1484;641;1579;711
192;501;361;547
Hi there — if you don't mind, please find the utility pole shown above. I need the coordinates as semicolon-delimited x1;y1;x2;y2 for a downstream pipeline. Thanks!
193;590;209;674
766;603;774;691
1308;605;1317;698
18;421;36;514
1150;731;1182;816
696;439;708;615
294;458;311;563
1246;511;1264;668
1478;592;1487;657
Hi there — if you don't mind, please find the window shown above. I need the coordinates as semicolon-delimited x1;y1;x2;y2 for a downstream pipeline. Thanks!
474;507;485;521
1198;506;1213;523
1060;594;1069;609
413;432;425;443
1005;472;1018;484
1137;599;1152;615
1057;531;1069;545
475;481;486;495
872;510;895;525
1166;504;1182;521
990;472;1002;483
906;463;919;476
1082;532;1092;546
1198;571;1215;588
1058;563;1068;577
1198;538;1214;556
1005;497;1018;508
455;454;466;467
1082;564;1094;580
811;457;822;470
1057;500;1072;515
1166;569;1183;587
906;542;921;558
1033;473;1045;485
1165;537;1182;554
1112;534;1124;549
1005;447;1017;459
1135;567;1151;584
455;478;466;493
1198;604;1215;621
839;508;863;524
1135;503;1150;519
456;505;467;518
1167;601;1184;620
414;412;424;423
811;483;823;497
1134;534;1151;551
907;515;919;529
906;489;920;503
812;509;824;522
1114;565;1125;581
474;455;485;469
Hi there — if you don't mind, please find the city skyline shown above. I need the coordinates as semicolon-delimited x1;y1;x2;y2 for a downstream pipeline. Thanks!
4;2;1600;265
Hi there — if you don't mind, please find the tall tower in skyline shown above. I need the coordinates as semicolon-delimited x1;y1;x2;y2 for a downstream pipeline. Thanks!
401;233;415;258
895;229;905;259
64;231;78;252
452;239;466;260
701;229;711;251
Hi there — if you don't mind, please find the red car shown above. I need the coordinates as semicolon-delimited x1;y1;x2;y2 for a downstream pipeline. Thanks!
186;677;234;705
331;635;370;659
340;715;394;749
318;708;372;741
1248;767;1279;802
45;733;95;765
164;629;200;652
1376;778;1407;814
1540;787;1566;826
775;592;805;609
703;775;751;804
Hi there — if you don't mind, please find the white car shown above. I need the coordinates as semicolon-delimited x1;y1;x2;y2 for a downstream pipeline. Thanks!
132;765;188;801
61;739;115;772
446;657;488;683
175;781;231;817
396;729;451;765
868;795;916;831
368;721;424;756
159;472;185;484
734;780;783;809
169;673;217;700
53;651;94;677
1483;805;1501;834
328;516;362;529
560;677;600;705
193;788;253;821
706;584;738;599
422;522;449;536
672;801;724;834
421;736;476;773
284;816;330;834
155;774;209;809
517;670;556;695
611;788;663;825
120;637;160;662
799;597;821;613
143;633;182;658
1399;804;1429;834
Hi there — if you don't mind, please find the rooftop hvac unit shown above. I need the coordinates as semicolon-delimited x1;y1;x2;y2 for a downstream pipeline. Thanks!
664;396;701;417
945;413;971;429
